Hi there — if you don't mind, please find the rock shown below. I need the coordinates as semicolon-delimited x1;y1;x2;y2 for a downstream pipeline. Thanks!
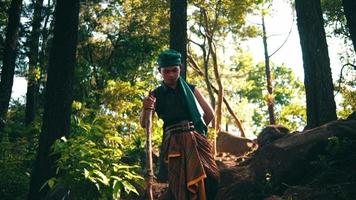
216;131;257;156
264;195;283;200
347;111;356;120
216;119;356;200
257;125;289;147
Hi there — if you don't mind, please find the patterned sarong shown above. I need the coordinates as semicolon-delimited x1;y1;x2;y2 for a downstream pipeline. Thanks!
162;130;220;200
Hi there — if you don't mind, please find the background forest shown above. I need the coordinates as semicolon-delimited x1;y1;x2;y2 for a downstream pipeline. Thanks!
0;0;355;199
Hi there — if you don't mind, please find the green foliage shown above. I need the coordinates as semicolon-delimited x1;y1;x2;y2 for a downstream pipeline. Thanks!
0;103;39;200
0;136;32;200
335;64;356;119
337;86;356;119
235;61;306;133
51;132;143;199
74;0;169;103
48;80;163;199
190;0;260;37
321;0;347;37
278;103;306;131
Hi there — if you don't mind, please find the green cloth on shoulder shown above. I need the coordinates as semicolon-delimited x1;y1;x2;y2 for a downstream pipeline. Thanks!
179;77;207;135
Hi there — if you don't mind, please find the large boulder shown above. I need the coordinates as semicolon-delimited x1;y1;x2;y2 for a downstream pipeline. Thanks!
216;119;356;200
256;125;289;147
216;131;257;156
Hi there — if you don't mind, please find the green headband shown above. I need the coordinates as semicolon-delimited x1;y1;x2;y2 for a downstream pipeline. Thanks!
157;49;182;68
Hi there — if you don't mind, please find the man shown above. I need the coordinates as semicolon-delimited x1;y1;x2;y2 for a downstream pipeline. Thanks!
140;49;220;200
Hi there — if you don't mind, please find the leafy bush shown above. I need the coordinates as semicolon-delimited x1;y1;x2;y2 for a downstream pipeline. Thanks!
0;103;39;200
0;136;32;200
51;126;144;199
48;80;163;199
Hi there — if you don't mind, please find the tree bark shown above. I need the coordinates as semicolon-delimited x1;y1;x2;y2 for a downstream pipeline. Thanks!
0;0;23;128
342;0;356;53
25;0;44;125
212;85;246;137
170;0;187;80
201;41;215;109
295;0;337;128
202;8;223;155
27;0;80;199
262;14;276;125
187;41;216;110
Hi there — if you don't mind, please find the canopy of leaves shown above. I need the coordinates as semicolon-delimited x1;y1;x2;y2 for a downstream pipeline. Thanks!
74;1;170;105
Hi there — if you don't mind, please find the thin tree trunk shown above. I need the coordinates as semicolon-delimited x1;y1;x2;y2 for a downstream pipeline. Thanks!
211;85;245;137
202;8;223;155
0;0;23;129
170;0;187;80
187;55;246;137
202;45;215;109
187;41;216;109
28;0;80;199
295;0;337;128
25;0;44;125
262;14;276;125
342;0;356;53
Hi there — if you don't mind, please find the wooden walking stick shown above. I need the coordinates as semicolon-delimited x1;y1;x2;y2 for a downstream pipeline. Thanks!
145;108;154;200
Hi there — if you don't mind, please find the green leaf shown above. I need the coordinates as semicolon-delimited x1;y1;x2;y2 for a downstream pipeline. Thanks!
48;178;56;189
93;170;109;186
112;180;122;199
110;175;123;181
84;168;90;178
122;180;139;195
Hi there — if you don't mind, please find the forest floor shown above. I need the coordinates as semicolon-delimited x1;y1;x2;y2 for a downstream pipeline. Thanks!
133;116;356;200
146;152;252;200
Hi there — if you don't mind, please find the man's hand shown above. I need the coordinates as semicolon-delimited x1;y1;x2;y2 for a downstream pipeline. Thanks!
140;94;155;128
143;95;156;110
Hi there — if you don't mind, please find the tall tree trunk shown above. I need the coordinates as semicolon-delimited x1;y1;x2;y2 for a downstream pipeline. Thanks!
202;8;223;155
202;44;216;109
170;0;187;80
27;0;80;199
211;44;223;154
188;39;216;114
342;0;356;53
0;0;22;130
25;0;44;125
262;14;276;125
295;0;337;128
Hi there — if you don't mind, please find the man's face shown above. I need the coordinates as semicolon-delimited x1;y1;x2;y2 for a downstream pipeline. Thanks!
160;65;180;86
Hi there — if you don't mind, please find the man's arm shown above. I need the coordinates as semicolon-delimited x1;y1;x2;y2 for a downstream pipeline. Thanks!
194;88;215;126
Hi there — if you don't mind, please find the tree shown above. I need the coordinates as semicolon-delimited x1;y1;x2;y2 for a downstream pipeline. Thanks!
295;0;337;128
25;0;44;125
0;1;12;57
237;60;306;133
170;0;187;80
256;0;295;126
188;0;258;143
261;12;275;125
27;0;80;199
342;0;356;53
75;1;168;105
188;52;246;136
0;0;23;130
